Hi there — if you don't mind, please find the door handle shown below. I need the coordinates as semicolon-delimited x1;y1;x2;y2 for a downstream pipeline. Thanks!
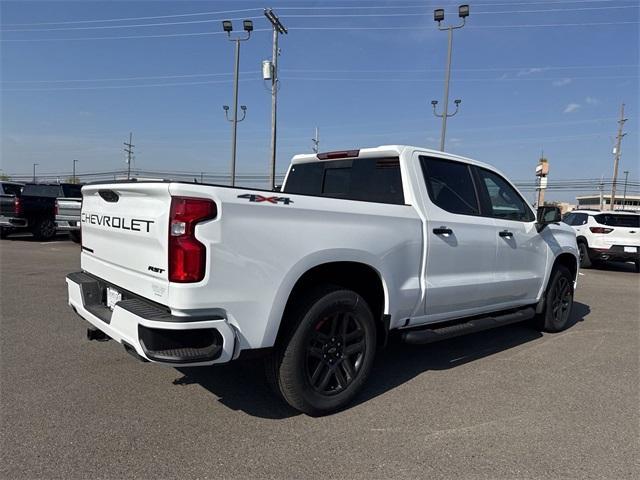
499;230;513;238
433;227;453;235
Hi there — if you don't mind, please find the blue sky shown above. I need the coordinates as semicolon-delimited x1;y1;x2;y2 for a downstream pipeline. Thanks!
1;0;638;201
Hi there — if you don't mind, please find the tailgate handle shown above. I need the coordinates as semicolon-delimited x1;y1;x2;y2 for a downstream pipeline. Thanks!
99;190;119;203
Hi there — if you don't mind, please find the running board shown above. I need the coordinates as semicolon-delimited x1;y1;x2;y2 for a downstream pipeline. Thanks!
401;307;535;345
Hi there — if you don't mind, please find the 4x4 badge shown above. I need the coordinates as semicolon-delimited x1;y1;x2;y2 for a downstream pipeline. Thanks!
237;194;293;205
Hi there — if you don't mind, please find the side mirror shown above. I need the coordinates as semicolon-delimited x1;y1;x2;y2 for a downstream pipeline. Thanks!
537;205;562;225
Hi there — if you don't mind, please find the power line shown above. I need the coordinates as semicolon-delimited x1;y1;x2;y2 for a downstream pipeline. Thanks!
2;0;633;26
3;4;634;31
0;28;271;42
2;15;264;33
4;64;636;84
1;8;262;26
4;74;636;91
2;21;637;42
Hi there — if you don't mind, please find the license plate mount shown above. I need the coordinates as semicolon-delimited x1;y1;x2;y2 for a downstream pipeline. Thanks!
106;287;122;310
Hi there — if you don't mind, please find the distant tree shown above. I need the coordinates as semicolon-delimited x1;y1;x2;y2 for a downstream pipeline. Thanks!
64;176;80;184
0;173;11;181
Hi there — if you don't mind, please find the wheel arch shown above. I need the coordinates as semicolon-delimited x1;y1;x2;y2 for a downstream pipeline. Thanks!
273;261;388;349
552;252;579;282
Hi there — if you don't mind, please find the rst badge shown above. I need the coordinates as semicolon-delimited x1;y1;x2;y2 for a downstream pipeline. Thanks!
237;194;293;205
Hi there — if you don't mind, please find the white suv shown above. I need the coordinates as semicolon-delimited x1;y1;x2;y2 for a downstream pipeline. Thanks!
563;210;640;272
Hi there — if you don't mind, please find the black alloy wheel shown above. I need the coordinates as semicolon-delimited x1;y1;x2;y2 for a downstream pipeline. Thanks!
266;286;377;416
306;312;366;396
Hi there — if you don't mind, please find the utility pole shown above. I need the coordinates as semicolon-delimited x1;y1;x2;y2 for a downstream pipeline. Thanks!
222;19;253;187
72;159;78;183
431;5;469;151
124;132;134;180
312;127;320;153
622;170;630;209
32;163;39;183
610;103;627;211
264;9;288;190
598;175;604;210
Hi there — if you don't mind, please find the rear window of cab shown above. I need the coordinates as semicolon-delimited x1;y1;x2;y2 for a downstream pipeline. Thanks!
283;157;404;205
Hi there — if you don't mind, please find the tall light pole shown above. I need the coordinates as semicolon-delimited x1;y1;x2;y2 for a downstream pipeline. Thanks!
264;9;287;191
622;170;630;209
431;4;469;152
222;19;253;187
72;159;78;183
32;163;38;183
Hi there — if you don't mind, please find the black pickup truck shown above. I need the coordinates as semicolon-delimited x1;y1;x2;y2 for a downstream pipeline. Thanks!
0;183;82;240
0;181;24;238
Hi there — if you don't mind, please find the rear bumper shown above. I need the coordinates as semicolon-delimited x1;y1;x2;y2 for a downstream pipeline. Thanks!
0;215;28;228
66;271;237;366
591;245;640;262
56;218;80;231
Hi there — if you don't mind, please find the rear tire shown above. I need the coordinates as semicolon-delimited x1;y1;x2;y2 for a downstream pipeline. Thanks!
266;286;377;416
0;227;9;239
578;242;592;269
32;218;56;241
69;230;81;244
534;265;574;333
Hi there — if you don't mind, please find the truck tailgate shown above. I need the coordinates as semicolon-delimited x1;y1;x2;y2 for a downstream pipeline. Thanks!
80;183;171;303
56;197;81;218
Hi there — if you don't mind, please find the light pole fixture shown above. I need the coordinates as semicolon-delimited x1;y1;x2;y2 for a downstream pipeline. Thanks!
221;19;253;187
431;4;469;152
264;8;288;191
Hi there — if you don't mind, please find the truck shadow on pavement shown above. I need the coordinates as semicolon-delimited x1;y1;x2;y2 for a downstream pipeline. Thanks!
173;301;590;419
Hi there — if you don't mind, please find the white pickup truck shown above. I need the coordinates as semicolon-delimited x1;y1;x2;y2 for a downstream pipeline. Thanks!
67;145;579;415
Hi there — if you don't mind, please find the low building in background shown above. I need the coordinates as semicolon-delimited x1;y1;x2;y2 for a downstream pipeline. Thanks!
576;194;640;212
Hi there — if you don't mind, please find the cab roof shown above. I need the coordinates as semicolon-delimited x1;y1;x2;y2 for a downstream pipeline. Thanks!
290;145;496;171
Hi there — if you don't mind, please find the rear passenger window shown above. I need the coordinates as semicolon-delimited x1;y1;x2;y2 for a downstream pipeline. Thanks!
284;157;404;204
420;156;479;216
573;213;588;225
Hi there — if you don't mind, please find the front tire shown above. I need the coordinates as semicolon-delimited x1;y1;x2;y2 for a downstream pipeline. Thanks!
535;265;574;333
267;286;377;416
0;227;9;239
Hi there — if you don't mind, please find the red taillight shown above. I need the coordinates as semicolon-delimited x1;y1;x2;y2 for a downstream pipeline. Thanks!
54;200;59;216
168;197;217;283
589;227;613;234
14;197;22;215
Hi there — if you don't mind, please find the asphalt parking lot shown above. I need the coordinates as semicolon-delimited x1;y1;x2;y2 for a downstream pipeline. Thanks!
1;236;638;480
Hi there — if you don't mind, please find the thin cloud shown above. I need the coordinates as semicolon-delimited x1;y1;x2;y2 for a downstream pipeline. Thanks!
585;96;600;105
517;67;546;77
553;77;573;87
563;103;581;114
